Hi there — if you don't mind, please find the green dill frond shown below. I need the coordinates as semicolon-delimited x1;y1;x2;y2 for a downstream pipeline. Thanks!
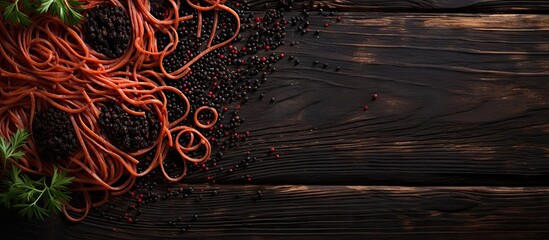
0;128;73;221
1;0;83;26
0;128;29;168
38;0;83;25
1;165;73;221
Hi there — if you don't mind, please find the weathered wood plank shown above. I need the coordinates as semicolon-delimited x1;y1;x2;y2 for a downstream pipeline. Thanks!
3;185;549;239
180;12;549;186
249;0;549;13
1;11;548;240
310;0;549;13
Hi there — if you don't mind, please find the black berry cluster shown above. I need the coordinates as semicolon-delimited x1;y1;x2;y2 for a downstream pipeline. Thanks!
32;108;78;162
83;4;132;58
98;101;160;152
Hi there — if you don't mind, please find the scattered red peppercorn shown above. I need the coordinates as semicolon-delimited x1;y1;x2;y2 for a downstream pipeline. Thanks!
363;105;369;111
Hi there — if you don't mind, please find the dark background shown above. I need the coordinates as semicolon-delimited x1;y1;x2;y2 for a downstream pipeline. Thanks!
1;0;549;239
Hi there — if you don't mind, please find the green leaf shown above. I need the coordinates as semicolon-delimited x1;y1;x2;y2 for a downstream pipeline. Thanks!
1;1;32;26
8;164;21;180
36;0;53;13
50;166;73;189
21;0;34;12
0;128;73;221
1;165;73;221
36;0;82;25
10;128;30;152
0;1;11;9
17;203;49;220
0;128;29;168
1;0;83;26
0;191;14;208
0;137;9;165
8;151;24;159
64;7;81;25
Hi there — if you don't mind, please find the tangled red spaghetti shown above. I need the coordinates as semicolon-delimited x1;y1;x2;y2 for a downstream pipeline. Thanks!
0;0;240;222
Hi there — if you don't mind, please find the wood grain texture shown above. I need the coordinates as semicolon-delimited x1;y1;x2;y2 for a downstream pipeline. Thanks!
3;185;549;239
1;9;549;240
310;0;549;13
250;0;549;13
181;12;549;186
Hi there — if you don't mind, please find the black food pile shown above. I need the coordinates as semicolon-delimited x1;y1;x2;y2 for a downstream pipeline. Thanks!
32;108;78;162
83;4;132;58
98;101;160;152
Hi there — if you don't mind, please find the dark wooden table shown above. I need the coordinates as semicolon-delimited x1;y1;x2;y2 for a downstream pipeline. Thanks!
2;0;549;239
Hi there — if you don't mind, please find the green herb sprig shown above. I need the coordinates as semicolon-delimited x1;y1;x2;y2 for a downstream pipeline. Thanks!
0;0;32;25
0;0;84;26
0;166;73;220
0;128;74;221
0;128;30;168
